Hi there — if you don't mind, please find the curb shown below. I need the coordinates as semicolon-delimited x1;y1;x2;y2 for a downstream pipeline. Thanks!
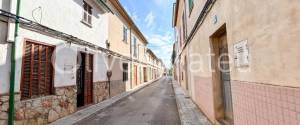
49;77;162;125
172;80;212;125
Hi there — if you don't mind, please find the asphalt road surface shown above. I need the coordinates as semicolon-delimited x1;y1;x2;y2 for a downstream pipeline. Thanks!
76;77;181;125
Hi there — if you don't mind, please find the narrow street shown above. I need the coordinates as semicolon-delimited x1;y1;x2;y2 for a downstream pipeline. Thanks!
76;77;180;125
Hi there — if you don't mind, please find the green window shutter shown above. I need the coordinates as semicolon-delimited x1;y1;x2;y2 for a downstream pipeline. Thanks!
189;0;194;12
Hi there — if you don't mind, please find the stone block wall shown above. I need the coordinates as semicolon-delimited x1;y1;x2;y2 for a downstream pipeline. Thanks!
0;80;127;125
0;94;10;125
93;80;126;103
94;81;109;103
110;80;126;97
0;86;77;125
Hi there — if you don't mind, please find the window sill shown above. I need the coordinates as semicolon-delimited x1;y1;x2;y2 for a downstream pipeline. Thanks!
81;20;93;28
122;40;128;44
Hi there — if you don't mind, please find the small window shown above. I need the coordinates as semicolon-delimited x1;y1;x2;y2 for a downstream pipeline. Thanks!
83;1;92;25
188;0;194;14
123;63;128;82
123;26;128;42
133;37;137;57
21;41;55;100
144;48;146;59
182;12;187;41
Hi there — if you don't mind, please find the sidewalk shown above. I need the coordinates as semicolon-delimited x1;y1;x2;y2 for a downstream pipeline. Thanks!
172;80;212;125
49;78;161;125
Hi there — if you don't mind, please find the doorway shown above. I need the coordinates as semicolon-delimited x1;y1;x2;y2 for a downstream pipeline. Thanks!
134;65;137;86
77;52;94;108
184;56;189;91
211;25;234;125
143;67;147;82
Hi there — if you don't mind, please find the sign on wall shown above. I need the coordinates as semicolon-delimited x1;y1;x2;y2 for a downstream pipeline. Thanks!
234;40;249;67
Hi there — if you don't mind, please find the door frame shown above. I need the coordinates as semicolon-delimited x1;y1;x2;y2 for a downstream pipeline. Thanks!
76;52;94;107
143;67;147;82
210;24;234;125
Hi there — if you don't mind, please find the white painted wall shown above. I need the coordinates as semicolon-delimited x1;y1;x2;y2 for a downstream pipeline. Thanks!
0;0;10;11
7;27;109;91
93;52;109;82
1;0;110;93
0;21;10;94
19;0;108;48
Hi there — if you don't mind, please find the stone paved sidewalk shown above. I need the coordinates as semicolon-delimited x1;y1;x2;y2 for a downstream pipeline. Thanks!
49;78;161;125
172;80;212;125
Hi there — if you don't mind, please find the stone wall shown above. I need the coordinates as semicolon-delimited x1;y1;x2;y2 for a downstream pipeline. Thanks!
0;86;77;125
110;80;126;97
0;94;11;125
93;80;126;103
0;81;127;125
94;81;109;104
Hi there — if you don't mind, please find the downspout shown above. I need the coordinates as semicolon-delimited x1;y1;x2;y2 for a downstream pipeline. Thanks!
8;0;21;125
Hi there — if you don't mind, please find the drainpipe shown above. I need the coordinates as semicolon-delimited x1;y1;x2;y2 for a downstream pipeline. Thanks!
8;0;21;125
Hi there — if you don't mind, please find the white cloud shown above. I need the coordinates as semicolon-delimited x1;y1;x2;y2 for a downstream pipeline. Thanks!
144;11;155;28
147;32;174;68
124;6;140;22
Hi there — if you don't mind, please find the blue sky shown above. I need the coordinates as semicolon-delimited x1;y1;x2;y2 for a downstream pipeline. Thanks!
119;0;175;68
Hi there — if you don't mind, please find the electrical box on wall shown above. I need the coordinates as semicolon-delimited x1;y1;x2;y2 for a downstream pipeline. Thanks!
234;40;249;67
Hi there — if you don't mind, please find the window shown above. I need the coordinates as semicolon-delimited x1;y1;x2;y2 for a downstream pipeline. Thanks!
122;63;128;82
139;66;142;83
83;1;92;25
182;12;187;41
21;41;54;100
133;37;137;57
137;44;140;59
144;48;146;59
188;0;194;13
123;26;128;42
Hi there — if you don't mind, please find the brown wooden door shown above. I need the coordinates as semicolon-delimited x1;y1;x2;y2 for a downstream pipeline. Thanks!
184;56;189;90
134;65;137;86
77;53;93;107
143;67;147;82
219;34;233;124
84;54;93;105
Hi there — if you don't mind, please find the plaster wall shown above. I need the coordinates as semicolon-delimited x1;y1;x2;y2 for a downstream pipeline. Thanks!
107;13;131;57
0;0;10;11
0;22;10;94
187;0;300;88
18;0;108;48
177;0;300;123
1;26;108;93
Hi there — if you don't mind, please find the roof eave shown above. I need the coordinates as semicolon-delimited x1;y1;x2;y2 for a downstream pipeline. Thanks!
172;0;179;27
95;0;113;13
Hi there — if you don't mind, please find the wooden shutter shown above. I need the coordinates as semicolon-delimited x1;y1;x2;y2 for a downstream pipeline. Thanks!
21;41;54;100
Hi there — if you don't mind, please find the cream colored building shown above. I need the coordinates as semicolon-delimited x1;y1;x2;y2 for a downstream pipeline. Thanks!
173;0;300;125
